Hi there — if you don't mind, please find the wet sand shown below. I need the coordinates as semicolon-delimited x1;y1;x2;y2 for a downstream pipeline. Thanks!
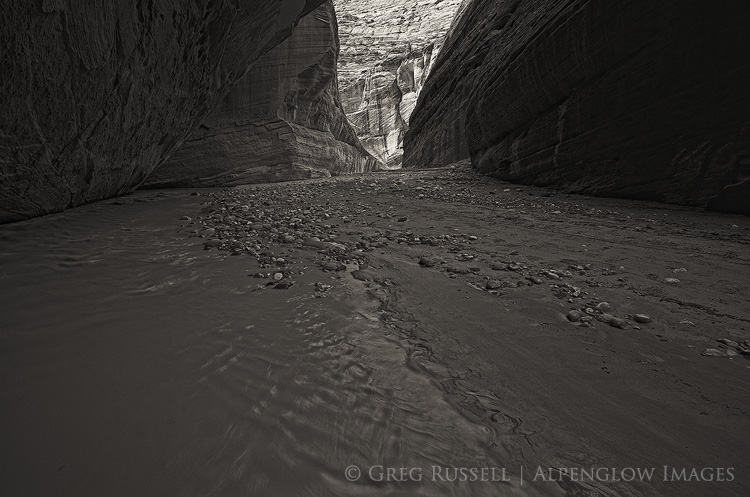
2;162;749;496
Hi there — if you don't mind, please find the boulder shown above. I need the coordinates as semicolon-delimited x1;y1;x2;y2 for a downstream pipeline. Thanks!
404;0;750;212
145;1;379;188
0;0;326;223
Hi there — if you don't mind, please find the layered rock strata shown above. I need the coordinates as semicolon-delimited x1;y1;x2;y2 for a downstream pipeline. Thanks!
334;0;465;168
404;0;750;211
0;0;326;223
146;1;378;188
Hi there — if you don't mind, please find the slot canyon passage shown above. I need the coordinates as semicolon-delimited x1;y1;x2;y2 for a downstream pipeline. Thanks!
1;2;749;497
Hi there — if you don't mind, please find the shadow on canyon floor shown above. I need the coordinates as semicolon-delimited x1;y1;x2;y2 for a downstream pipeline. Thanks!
1;162;749;496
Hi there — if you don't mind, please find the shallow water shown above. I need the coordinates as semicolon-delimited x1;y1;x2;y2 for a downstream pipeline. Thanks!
0;192;555;496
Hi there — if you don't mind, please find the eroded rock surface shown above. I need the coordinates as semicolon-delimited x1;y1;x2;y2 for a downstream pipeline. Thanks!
404;0;750;211
334;0;465;168
146;1;378;188
0;0;325;223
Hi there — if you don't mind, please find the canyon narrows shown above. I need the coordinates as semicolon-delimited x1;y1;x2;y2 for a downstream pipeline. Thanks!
334;0;465;168
2;2;750;497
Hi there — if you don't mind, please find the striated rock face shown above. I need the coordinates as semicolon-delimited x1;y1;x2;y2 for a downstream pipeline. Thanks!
334;0;465;168
0;0;326;223
404;0;750;211
146;1;378;188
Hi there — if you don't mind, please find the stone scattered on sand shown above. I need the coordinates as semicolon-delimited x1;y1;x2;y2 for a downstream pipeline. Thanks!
634;314;652;324
419;257;437;267
322;261;347;272
486;280;504;290
702;348;728;358
528;276;545;285
664;278;681;285
595;302;612;313
567;310;583;323
595;313;628;329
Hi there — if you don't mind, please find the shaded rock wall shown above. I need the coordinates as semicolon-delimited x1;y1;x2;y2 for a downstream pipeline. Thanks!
145;1;378;188
404;0;750;211
335;0;464;168
0;0;326;223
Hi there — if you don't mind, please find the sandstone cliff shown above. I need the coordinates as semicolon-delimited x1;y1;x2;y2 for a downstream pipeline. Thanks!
404;0;750;212
0;0;326;223
145;1;378;188
334;0;464;168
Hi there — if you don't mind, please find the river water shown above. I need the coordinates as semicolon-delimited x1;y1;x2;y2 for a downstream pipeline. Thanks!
0;191;555;496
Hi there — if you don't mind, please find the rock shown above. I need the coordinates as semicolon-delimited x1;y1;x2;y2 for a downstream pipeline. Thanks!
717;338;739;348
144;2;378;188
274;281;295;290
663;278;681;285
634;314;652;324
273;273;284;281
0;0;327;223
567;310;583;323
419;257;437;267
402;0;750;213
321;261;347;272
334;0;465;167
528;276;545;285
596;313;615;324
702;348;728;358
595;302;612;313
485;279;504;290
180;216;192;222
609;317;628;330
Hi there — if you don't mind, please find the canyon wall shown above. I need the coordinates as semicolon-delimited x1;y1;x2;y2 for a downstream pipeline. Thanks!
404;0;750;213
145;1;378;188
0;0;326;223
334;0;465;168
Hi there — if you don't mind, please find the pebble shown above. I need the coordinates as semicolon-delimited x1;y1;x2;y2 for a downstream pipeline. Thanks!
273;272;284;281
595;302;611;313
528;276;545;285
702;348;727;358
485;279;504;290
274;281;294;290
663;278;681;285
634;314;652;323
419;257;437;268
180;216;192;222
321;261;346;272
567;310;583;322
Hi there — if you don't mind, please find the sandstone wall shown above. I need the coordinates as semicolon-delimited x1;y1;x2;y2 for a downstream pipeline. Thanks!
334;0;464;168
0;0;326;223
146;1;378;188
404;0;750;212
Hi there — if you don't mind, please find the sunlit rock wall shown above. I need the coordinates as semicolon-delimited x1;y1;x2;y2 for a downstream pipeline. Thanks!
334;0;465;168
146;1;379;188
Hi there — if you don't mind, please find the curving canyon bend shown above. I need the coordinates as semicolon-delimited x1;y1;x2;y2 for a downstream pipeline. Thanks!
1;2;749;496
